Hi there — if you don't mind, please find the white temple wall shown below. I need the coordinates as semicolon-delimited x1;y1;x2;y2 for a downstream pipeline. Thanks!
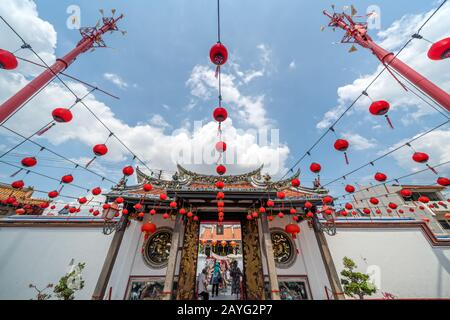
0;226;111;300
268;219;331;299
326;227;450;299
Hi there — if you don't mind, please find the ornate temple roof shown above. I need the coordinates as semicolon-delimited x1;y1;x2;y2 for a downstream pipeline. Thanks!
107;164;328;200
0;183;48;206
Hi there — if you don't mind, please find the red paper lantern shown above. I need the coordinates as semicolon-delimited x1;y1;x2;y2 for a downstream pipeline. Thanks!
290;208;297;215
163;213;170;219
374;172;387;182
69;207;77;214
115;197;124;204
418;196;430;204
291;178;300;188
150;209;156;215
143;183;153;192
78;197;88;204
210;43;229;66
40;202;50;209
285;223;301;239
193;216;199;221
369;100;393;129
11;180;25;189
217;192;225;200
159;194;168;201
217;201;225;208
0;49;18;70
324;209;333;216
93;144;108;156
267;200;274;207
216;141;227;153
21;157;37;167
216;164;227;176
179;208;186;215
304;201;313;209
306;212;314;218
92;187;102;196
16;208;26;215
375;209;381;215
322;196;333;204
48;190;59;199
334;139;350;164
259;207;266;214
400;189;412;198
437;177;450;187
427;37;450;60
277;191;286;200
345;203;353;210
213;107;228;123
278;212;285;218
122;209;129;215
412;152;429;164
388;203;398;210
170;201;177;209
345;184;355;193
215;181;225;189
268;216;274;221
141;222;157;234
310;163;322;173
61;174;74;184
369;197;379;205
252;211;259;218
122;166;134;176
52;108;73;123
187;211;193;218
363;208;371;215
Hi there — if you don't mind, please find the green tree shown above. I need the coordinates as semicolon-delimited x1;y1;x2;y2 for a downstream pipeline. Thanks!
53;262;85;300
340;257;377;300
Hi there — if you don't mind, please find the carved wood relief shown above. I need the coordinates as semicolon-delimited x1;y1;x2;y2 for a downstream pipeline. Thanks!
242;218;265;300
176;218;199;300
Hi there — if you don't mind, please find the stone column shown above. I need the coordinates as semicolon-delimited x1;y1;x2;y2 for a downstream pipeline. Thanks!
260;216;280;300
312;216;345;300
162;214;184;300
92;218;127;300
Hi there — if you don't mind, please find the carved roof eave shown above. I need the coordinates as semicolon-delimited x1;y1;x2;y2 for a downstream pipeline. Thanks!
177;164;264;184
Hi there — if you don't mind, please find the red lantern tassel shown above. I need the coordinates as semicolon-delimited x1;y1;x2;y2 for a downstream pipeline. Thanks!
385;115;394;129
215;65;220;78
10;168;23;177
427;164;438;175
85;156;97;168
344;152;349;165
36;123;56;136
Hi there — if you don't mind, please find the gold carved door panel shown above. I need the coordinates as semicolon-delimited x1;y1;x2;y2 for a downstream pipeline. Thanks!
242;218;265;300
176;218;200;300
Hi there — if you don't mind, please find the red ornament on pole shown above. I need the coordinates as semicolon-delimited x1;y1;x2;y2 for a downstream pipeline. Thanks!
334;139;350;164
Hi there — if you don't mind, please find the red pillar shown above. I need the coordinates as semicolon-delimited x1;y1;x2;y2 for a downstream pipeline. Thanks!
324;11;450;112
0;15;123;124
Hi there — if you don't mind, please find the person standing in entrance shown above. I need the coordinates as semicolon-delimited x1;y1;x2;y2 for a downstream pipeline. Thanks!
211;262;222;298
230;260;243;300
198;268;209;300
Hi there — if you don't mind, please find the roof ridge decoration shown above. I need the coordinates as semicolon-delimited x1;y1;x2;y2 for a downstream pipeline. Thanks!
177;164;264;184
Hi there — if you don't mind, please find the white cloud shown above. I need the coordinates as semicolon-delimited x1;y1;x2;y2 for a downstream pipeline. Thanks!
289;60;296;70
317;3;450;130
103;73;129;89
0;1;289;180
382;129;450;177
186;63;270;128
342;132;377;151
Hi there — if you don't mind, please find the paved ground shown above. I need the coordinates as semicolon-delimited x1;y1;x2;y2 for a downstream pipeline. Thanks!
209;285;239;300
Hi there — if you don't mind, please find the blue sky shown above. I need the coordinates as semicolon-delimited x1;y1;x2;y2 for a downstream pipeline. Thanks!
0;0;449;202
